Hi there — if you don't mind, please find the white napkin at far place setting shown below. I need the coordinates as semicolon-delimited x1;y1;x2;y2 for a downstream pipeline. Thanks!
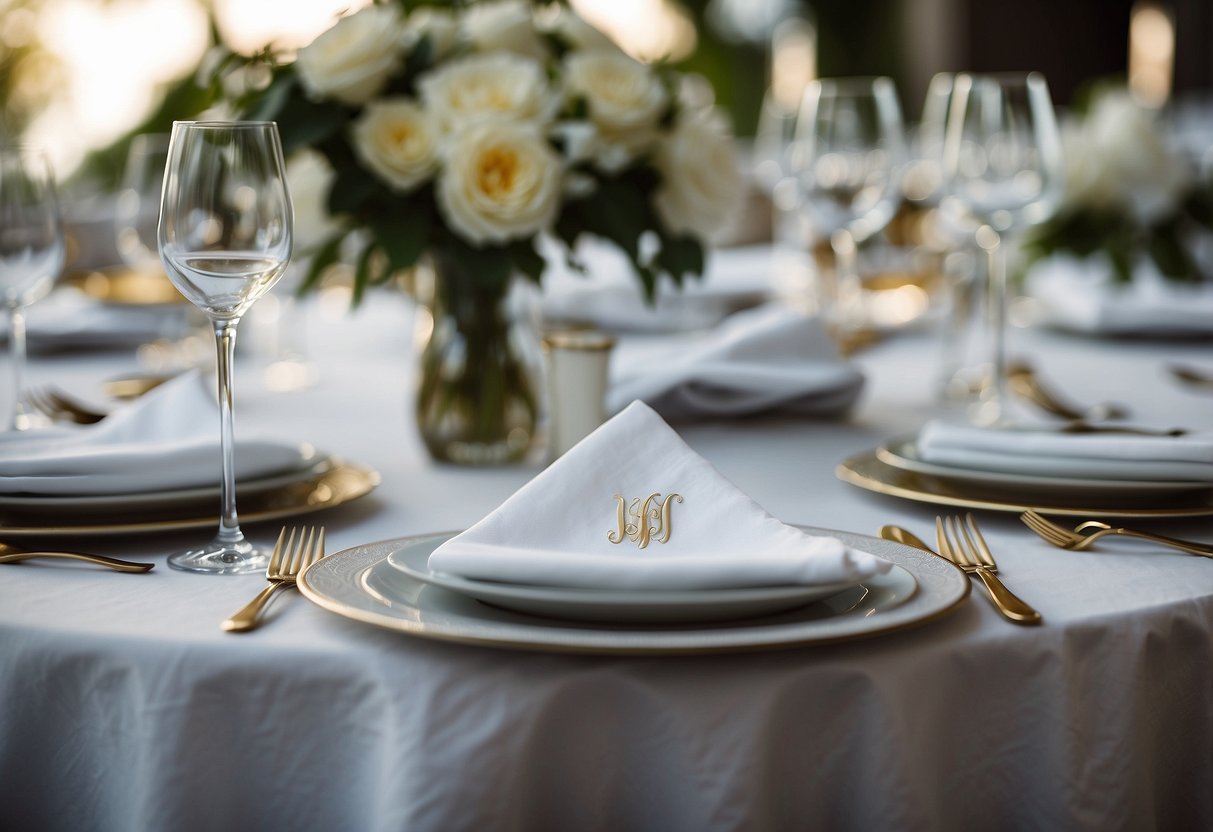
0;287;187;351
917;420;1213;482
427;401;891;590
1024;254;1213;336
606;304;865;421
0;371;313;495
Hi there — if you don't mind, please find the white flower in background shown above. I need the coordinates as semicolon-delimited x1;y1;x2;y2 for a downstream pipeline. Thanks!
286;149;339;250
436;122;563;245
405;7;459;59
563;50;668;169
418;52;555;134
461;0;549;62
351;99;440;192
1061;91;1189;225
653;114;744;239
295;5;407;106
535;5;619;52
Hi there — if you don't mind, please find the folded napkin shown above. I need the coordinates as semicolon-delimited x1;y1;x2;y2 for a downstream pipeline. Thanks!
917;420;1213;482
606;304;864;421
0;371;312;495
427;401;890;590
540;239;774;333
0;287;186;351
1025;254;1213;336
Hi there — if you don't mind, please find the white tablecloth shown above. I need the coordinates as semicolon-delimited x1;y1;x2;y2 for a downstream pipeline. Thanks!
2;288;1212;831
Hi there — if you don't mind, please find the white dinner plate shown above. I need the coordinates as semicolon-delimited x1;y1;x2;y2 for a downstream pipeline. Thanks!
384;536;866;624
297;530;971;655
0;446;326;514
877;436;1205;496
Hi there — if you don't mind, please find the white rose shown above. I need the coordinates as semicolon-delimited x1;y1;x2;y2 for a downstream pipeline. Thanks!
419;52;555;134
295;5;406;106
436;121;563;245
460;0;549;61
405;7;459;59
286;149;339;250
562;51;668;171
351;98;440;192
653;114;743;239
1063;91;1188;225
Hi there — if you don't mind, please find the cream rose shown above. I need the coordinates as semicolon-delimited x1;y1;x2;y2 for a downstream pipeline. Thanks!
436;122;563;245
286;149;340;250
405;7;458;59
295;5;406;106
653;115;743;239
418;52;555;133
460;0;548;61
351;98;440;192
563;51;668;170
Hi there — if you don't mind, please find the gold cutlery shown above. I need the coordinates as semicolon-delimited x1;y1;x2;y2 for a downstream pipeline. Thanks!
1168;363;1213;391
103;372;178;400
879;524;938;556
0;542;154;572
25;386;108;425
1007;361;1128;422
935;513;1041;625
222;526;326;633
1020;509;1213;558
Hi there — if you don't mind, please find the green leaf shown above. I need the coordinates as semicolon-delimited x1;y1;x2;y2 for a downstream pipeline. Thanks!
244;71;294;122
297;233;345;295
274;89;347;154
352;242;378;306
368;208;429;274
508;239;546;284
656;234;705;283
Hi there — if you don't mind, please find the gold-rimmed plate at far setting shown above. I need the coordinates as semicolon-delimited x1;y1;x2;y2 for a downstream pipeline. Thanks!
836;450;1213;519
62;267;187;307
0;459;380;537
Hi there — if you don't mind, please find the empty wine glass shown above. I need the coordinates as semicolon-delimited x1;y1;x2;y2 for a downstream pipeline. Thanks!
940;72;1063;424
792;76;905;333
0;147;65;431
115;133;170;270
158;121;293;574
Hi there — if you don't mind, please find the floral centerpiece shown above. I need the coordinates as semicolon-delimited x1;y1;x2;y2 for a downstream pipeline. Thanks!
217;0;742;464
1024;88;1213;285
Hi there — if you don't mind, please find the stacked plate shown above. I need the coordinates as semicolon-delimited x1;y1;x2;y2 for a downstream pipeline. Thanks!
298;530;973;655
0;449;379;536
836;434;1213;518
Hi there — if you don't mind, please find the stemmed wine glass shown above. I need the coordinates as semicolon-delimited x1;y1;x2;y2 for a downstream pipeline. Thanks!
115;134;170;270
158;122;293;574
940;72;1063;424
792;76;905;333
0;147;65;431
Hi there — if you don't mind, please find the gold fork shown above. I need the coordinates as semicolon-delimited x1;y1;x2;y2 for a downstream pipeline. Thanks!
25;386;108;425
936;513;1042;625
222;526;326;633
1006;361;1128;422
1020;509;1213;558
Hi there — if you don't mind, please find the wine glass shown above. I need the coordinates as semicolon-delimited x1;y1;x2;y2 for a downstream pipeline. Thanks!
115;133;170;270
0;147;65;431
792;76;905;332
940;72;1063;424
158;121;293;574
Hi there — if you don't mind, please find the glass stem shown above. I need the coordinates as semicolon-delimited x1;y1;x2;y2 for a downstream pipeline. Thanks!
213;319;244;547
979;225;1008;422
829;227;861;333
8;305;29;431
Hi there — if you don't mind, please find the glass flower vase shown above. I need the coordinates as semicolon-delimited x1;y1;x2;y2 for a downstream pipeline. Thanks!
414;254;542;465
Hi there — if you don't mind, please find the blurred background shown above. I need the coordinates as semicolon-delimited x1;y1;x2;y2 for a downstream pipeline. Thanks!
2;0;1210;192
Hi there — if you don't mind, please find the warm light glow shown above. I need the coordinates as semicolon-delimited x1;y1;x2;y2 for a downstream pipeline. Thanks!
570;0;697;63
1128;2;1174;108
770;17;816;113
212;0;370;53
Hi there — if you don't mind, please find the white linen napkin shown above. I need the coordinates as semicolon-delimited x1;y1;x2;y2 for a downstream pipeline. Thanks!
540;239;774;333
606;304;864;421
1025;254;1213;336
917;419;1213;482
427;401;890;589
0;371;312;495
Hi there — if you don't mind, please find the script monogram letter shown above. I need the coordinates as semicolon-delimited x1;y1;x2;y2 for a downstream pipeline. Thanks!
608;492;683;548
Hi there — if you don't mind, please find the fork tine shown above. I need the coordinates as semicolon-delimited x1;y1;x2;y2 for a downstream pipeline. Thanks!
934;516;959;565
267;527;289;578
945;516;977;567
962;513;998;569
1020;510;1076;547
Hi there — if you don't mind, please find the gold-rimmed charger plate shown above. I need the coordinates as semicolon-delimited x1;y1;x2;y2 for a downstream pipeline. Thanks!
63;267;186;306
0;459;379;537
837;450;1213;518
297;528;970;655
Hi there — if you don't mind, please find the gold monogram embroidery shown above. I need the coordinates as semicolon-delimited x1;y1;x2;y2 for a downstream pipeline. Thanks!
607;492;683;549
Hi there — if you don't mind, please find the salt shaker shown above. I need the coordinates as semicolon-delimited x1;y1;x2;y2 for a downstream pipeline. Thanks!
543;329;616;459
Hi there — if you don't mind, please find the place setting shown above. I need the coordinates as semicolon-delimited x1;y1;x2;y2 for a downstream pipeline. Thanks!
299;400;971;654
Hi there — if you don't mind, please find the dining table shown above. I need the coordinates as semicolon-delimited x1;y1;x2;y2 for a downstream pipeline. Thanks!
2;276;1212;832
